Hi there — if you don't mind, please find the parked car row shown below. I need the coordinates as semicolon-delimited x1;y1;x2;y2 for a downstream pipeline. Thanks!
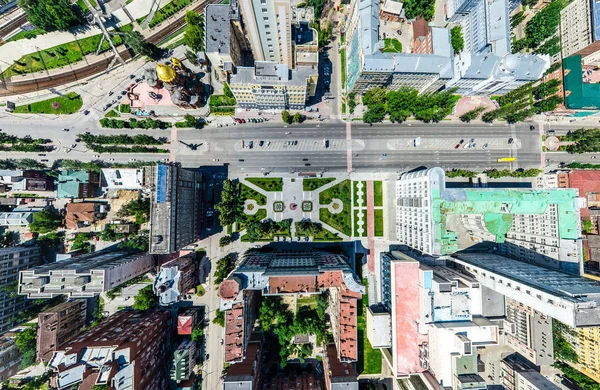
234;117;265;123
243;140;271;149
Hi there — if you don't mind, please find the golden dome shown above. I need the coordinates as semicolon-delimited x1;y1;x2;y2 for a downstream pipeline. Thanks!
171;57;183;69
156;64;176;83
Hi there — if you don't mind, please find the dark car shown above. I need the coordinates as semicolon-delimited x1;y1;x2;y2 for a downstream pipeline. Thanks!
459;139;464;144
529;125;535;130
305;163;311;166
249;141;254;149
259;141;264;147
238;159;245;162
454;144;460;149
508;138;514;144
302;158;308;161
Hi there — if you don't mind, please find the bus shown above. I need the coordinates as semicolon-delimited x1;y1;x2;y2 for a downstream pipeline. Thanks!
497;157;516;162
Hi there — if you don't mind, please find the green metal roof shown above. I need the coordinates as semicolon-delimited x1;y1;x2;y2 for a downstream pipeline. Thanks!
563;55;600;110
432;188;580;254
57;170;89;198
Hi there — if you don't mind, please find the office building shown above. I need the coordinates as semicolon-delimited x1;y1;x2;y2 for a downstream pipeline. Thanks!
37;300;87;363
0;246;40;332
344;0;548;95
154;253;197;305
101;168;145;190
504;299;554;366
501;353;561;390
49;310;170;390
237;0;292;68
219;250;364;364
18;251;155;299
453;252;600;327
171;339;197;383
229;61;318;110
0;337;20;382
149;164;201;254
395;167;584;274
560;0;593;59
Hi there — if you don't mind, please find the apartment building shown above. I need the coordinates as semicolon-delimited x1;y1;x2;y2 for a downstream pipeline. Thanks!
18;251;155;299
504;299;554;366
0;337;20;382
229;61;318;110
237;0;292;68
0;246;40;332
453;253;600;327
149;163;202;254
501;353;561;390
154;253;197;305
37;300;87;363
49;310;171;390
171;339;197;384
560;0;593;59
560;325;600;383
218;250;364;365
395;167;585;274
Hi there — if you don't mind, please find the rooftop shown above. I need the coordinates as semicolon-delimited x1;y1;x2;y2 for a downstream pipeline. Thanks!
65;202;96;230
101;168;144;189
230;62;317;87
205;4;231;55
57;170;96;199
563;55;600;109
24;250;152;274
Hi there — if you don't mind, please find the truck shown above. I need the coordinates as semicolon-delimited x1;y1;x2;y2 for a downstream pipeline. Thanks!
497;157;516;162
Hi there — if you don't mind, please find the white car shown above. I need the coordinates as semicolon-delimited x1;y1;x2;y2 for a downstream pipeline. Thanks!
213;158;219;161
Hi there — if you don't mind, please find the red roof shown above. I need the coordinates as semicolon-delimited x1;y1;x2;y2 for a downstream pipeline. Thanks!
219;279;240;301
177;315;193;335
568;171;600;217
225;304;245;362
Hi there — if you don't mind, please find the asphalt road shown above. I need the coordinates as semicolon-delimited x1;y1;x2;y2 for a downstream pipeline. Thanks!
0;120;545;172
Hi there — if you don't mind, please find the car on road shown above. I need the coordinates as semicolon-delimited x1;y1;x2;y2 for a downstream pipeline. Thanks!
213;158;219;161
529;125;535;130
41;159;48;162
259;141;264;147
129;74;135;79
324;139;329;148
71;144;76;148
397;30;402;35
454;144;460;149
508;138;514;144
249;141;254;149
38;153;46;156
266;141;271;146
94;155;100;158
83;110;90;115
305;163;311;166
63;128;69;132
121;90;127;95
482;143;489;149
129;158;136;161
382;153;387;157
303;158;309;161
220;339;224;345
459;139;464;144
294;140;298;145
470;138;475;143
548;130;555;134
107;91;114;96
238;159;245;162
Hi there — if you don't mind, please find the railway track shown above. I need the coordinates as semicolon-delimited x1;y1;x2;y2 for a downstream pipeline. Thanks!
0;0;219;97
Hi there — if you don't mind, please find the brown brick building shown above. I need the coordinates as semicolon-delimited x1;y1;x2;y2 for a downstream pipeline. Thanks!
49;310;171;390
37;300;87;363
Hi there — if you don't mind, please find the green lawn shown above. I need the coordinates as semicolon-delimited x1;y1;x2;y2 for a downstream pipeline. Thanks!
319;179;351;205
353;181;366;207
303;177;335;191
13;92;83;114
3;25;132;78
312;227;343;241
374;209;384;237
340;48;346;90
382;38;403;53
139;0;192;28
105;109;119;118
357;280;382;375
354;209;364;237
246;177;283;192
7;27;46;42
296;295;319;311
119;104;131;113
237;208;266;232
373;181;383;207
319;207;351;236
239;184;266;205
77;0;99;13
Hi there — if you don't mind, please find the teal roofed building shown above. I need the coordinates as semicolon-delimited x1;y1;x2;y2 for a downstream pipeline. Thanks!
563;55;600;110
396;167;586;275
171;339;196;385
56;170;101;198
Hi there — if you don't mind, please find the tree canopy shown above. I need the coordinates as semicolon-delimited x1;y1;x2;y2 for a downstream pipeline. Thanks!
215;180;237;226
450;26;464;54
133;285;157;311
29;208;62;234
403;0;435;20
15;327;36;369
18;0;80;32
122;31;162;59
184;11;205;52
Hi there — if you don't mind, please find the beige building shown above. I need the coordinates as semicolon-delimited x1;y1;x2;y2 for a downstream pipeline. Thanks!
238;0;293;68
560;0;593;59
229;61;318;110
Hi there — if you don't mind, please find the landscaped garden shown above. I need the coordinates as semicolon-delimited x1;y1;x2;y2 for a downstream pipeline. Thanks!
353;181;366;207
246;177;284;191
374;209;384;237
354;210;365;237
138;0;192;28
13;92;83;114
382;38;402;53
303;177;335;191
239;184;266;206
319;180;352;236
241;218;291;242
2;25;133;78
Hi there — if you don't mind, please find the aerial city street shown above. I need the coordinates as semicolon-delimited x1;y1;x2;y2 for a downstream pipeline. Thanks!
1;0;600;389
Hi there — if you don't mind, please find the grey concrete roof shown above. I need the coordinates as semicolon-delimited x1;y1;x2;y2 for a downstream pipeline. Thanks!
488;0;511;57
363;52;454;78
205;4;231;54
432;27;452;58
359;0;380;56
230;63;317;86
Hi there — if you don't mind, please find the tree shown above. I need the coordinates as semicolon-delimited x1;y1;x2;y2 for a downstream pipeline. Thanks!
362;88;387;107
29;208;61;234
362;103;386;124
292;112;305;123
404;0;435;20
214;254;235;284
215;180;237;226
15;327;36;369
535;36;561;56
122;31;161;59
223;83;234;99
133;285;156;311
533;95;563;113
281;110;292;124
219;235;232;247
459;107;485;123
71;233;94;253
524;0;562;48
450;26;464;54
182;114;200;128
117;198;150;223
386;88;417;122
191;326;204;341
532;79;561;100
184;11;205;52
18;0;80;32
213;309;225;326
118;233;149;252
